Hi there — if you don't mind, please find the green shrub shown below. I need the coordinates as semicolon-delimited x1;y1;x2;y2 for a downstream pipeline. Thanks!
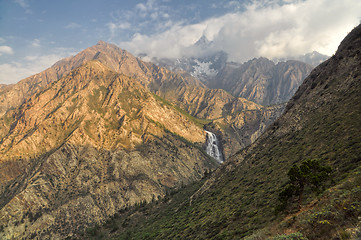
272;232;308;240
86;225;100;236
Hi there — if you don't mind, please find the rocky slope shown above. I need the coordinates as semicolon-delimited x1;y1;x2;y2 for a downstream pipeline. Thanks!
208;57;313;106
208;104;285;158
0;29;335;240
0;60;219;239
101;24;361;240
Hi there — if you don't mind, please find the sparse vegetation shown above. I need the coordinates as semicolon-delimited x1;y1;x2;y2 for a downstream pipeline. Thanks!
272;232;308;240
152;93;212;128
88;85;109;114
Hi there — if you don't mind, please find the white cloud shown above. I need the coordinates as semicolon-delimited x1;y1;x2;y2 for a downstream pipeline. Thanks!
119;22;207;59
64;22;82;29
0;46;14;56
107;22;132;37
108;0;172;39
0;50;75;84
13;0;32;14
13;0;29;8
136;3;147;12
32;39;40;47
118;0;361;62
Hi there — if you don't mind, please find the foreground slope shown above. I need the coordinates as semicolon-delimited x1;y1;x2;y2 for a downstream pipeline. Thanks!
0;60;218;239
102;25;361;240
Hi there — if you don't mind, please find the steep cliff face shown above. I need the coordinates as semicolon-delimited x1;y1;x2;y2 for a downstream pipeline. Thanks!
0;61;218;239
208;58;313;105
209;104;285;158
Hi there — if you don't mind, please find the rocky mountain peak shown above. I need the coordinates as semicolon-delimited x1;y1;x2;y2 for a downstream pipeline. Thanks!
194;35;212;48
96;40;107;45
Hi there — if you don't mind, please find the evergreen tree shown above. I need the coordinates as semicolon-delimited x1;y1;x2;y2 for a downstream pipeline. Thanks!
278;159;332;211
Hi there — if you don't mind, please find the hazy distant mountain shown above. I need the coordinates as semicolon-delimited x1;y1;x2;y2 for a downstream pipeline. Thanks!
208;57;313;106
145;35;227;83
153;54;313;107
276;51;330;67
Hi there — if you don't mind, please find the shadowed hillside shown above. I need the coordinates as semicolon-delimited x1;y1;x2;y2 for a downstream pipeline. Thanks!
93;24;361;240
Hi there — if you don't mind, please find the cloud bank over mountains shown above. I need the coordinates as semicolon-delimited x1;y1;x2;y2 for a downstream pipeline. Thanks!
118;0;361;62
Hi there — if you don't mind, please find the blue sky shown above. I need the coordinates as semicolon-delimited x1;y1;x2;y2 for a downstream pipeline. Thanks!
0;0;360;84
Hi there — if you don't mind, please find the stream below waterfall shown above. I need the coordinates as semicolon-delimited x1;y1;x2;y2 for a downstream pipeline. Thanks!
205;130;224;163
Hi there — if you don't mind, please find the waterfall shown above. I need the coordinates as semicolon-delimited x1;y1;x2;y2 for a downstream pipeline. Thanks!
205;130;224;163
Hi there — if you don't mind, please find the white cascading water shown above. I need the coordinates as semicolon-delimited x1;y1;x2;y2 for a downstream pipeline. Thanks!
205;130;224;163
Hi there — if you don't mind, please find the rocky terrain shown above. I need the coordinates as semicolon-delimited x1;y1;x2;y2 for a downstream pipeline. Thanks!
0;60;218;239
153;51;228;84
208;103;285;158
208;57;313;106
96;24;361;240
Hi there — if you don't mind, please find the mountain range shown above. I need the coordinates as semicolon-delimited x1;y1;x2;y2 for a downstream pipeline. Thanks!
151;38;315;106
0;39;303;239
0;23;355;240
207;58;313;106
